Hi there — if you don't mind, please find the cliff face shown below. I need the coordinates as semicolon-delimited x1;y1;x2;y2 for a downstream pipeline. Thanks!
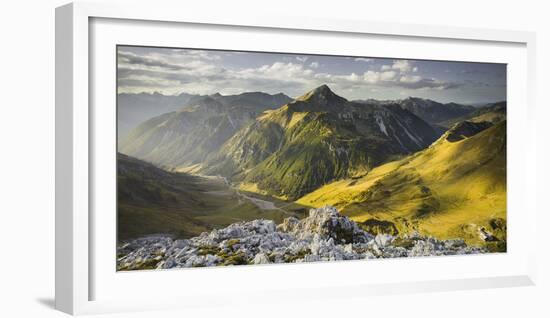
117;206;487;271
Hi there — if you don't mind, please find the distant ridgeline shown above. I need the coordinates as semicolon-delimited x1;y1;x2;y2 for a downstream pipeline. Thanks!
118;85;506;251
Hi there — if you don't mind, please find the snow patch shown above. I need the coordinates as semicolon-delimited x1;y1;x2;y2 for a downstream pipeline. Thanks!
226;115;236;129
375;115;389;136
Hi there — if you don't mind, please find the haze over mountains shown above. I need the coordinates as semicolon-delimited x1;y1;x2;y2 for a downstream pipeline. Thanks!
119;88;498;141
118;91;291;139
119;92;292;167
118;84;506;250
118;92;197;138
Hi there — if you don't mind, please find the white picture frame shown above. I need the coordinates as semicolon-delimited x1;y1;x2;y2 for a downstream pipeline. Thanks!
55;1;537;315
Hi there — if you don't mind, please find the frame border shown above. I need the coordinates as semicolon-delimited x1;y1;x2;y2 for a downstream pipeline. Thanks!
55;1;537;315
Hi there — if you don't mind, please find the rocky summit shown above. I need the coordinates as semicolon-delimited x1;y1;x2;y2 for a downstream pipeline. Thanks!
117;206;486;271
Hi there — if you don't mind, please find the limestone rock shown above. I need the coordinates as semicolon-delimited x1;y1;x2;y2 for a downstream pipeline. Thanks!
253;253;270;264
117;206;488;270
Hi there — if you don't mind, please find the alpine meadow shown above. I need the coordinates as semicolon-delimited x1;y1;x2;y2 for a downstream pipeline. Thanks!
116;46;507;271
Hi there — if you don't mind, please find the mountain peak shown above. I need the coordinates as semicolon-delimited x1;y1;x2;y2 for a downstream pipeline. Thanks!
310;84;339;98
297;84;346;104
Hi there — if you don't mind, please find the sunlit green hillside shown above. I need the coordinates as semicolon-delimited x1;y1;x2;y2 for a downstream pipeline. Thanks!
298;120;506;248
203;85;439;200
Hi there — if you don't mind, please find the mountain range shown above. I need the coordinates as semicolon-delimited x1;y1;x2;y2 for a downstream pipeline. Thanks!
201;85;440;200
355;96;476;123
119;92;292;168
118;84;506;249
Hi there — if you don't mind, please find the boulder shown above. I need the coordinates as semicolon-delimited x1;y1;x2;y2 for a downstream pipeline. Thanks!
253;253;270;264
374;234;394;248
290;206;372;243
277;216;299;232
204;254;221;266
185;255;205;267
478;227;498;242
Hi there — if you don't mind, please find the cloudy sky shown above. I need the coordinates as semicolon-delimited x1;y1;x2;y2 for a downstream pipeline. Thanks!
117;46;506;104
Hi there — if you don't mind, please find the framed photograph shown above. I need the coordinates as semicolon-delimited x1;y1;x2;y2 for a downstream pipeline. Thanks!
56;1;537;315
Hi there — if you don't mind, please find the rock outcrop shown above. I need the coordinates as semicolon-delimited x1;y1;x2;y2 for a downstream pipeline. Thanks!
117;206;486;271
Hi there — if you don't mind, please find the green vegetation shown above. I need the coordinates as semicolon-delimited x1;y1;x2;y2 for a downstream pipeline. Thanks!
219;251;248;266
197;245;220;256
285;248;311;263
117;256;163;271
202;86;437;200
242;112;393;200
391;237;416;249
360;219;399;236
298;121;507;247
117;153;304;240
117;85;507;253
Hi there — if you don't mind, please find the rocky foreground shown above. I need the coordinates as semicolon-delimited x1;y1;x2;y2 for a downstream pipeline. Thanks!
117;206;486;270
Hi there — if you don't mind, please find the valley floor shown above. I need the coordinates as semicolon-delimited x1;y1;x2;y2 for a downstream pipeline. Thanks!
117;155;309;241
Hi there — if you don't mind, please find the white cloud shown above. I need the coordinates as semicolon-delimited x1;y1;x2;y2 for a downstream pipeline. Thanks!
363;71;380;83
380;71;398;81
343;72;362;82
392;60;413;72
362;70;397;83
380;60;415;73
240;62;314;79
117;48;461;96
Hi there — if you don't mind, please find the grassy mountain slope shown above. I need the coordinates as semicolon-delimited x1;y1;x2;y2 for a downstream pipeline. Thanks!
297;120;506;247
202;85;439;200
117;153;304;240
